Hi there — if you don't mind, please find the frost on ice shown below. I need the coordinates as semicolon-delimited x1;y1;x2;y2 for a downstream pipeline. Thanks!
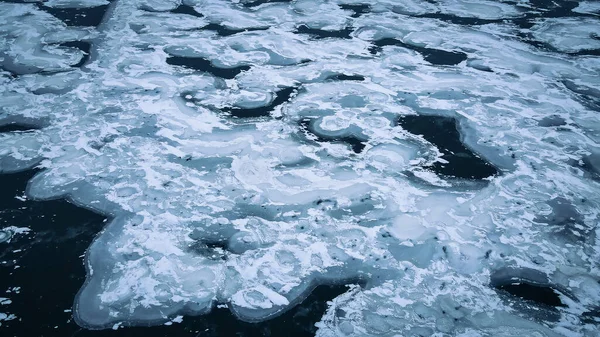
1;0;599;336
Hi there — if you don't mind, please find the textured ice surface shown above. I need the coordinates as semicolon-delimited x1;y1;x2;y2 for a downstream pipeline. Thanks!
530;17;600;54
0;227;29;244
0;312;16;327
573;1;600;16
0;0;599;336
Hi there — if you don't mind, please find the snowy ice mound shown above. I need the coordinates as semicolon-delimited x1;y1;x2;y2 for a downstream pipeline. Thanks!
1;0;599;336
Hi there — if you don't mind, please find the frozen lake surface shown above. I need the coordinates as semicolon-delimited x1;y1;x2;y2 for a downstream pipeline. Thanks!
1;0;599;336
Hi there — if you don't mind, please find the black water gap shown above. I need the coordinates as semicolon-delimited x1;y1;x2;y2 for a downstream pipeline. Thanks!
416;1;585;30
203;23;269;37
370;38;467;66
166;56;250;79
59;41;92;68
170;4;204;17
581;307;600;324
569;49;600;57
222;87;297;118
398;115;498;179
295;25;354;39
242;0;293;8
0;169;107;336
325;74;365;81
525;0;581;18
497;283;565;307
0;123;39;133
417;13;502;26
339;4;371;18
0;169;352;336
300;119;366;154
38;4;109;27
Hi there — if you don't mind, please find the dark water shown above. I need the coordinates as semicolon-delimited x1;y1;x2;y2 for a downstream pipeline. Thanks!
295;25;354;40
398;115;498;179
0;124;39;133
325;74;365;82
497;283;565;307
242;0;293;9
170;5;204;18
370;38;468;66
0;169;106;336
0;170;350;337
338;4;371;18
166;56;251;79
181;86;298;118
59;41;92;68
39;5;109;27
223;87;298;118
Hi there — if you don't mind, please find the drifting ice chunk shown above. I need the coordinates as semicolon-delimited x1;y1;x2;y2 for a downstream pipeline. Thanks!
388;0;523;19
573;1;600;15
0;229;12;243
139;0;180;12
531;18;600;53
0;227;29;243
44;0;110;8
364;143;418;172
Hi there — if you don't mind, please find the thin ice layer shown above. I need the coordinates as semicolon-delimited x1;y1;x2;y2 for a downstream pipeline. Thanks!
0;0;599;336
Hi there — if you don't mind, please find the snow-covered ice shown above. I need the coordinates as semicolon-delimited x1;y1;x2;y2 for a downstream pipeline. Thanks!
0;0;599;336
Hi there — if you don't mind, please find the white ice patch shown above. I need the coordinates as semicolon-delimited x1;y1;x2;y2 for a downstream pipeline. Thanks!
0;297;14;328
530;17;600;53
0;0;599;336
44;0;110;8
391;0;523;19
573;1;600;15
0;312;16;326
0;226;30;243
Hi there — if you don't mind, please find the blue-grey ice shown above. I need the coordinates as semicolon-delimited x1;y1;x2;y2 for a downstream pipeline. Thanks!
0;0;599;336
0;230;11;244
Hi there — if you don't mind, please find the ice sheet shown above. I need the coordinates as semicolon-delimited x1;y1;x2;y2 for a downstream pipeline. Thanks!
0;0;599;336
